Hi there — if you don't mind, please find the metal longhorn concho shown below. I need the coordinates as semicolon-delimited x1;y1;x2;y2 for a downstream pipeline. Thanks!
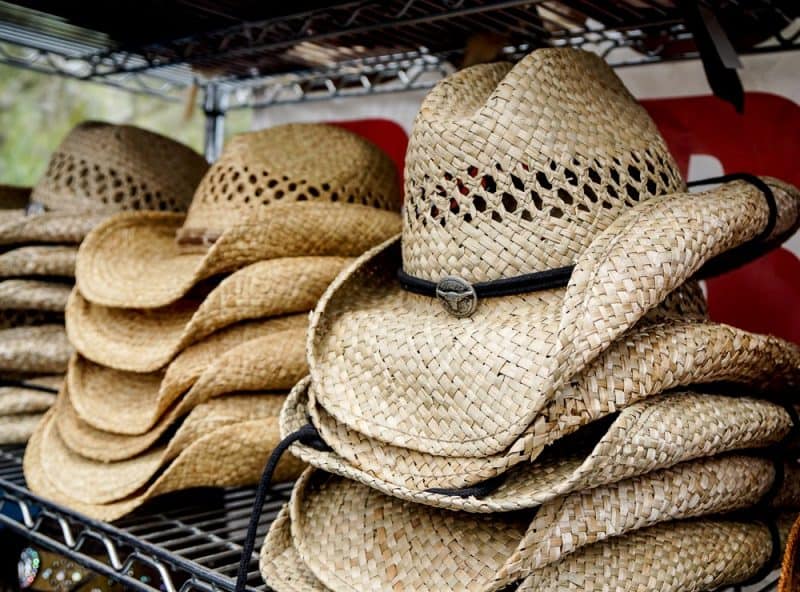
436;276;477;317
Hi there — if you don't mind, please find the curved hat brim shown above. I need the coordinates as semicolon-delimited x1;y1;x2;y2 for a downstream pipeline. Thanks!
67;255;349;373
0;211;109;246
0;375;61;415
0;324;72;374
0;413;45;444
285;381;796;512
0;245;77;278
24;396;304;522
69;315;307;436
308;178;800;463
262;503;795;592
308;311;800;490
0;279;72;312
281;457;796;592
76;203;402;309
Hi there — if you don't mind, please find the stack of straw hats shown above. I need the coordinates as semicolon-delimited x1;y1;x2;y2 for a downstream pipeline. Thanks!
0;122;207;444
258;49;800;591
24;122;403;520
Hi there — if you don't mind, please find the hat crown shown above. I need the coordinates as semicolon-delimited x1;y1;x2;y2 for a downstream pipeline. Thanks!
402;48;685;283
178;123;402;239
31;122;208;215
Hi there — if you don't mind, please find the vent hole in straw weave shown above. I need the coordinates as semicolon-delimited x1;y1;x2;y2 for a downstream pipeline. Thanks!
467;166;478;178
288;183;297;191
510;174;524;191
660;171;670;185
536;172;552;190
449;199;460;214
491;211;502;223
521;209;532;221
308;186;319;197
444;172;453;181
473;195;487;212
610;168;621;185
331;192;338;202
602;200;613;209
627;165;641;181
481;175;496;193
583;185;598;203
267;179;278;188
501;192;517;212
463;213;472;222
646;179;657;194
564;168;578;186
557;188;573;205
297;194;307;201
549;207;563;218
495;162;503;172
588;168;601;184
274;190;284;199
321;183;330;191
232;171;240;181
436;185;447;197
347;195;355;203
249;174;257;184
430;205;439;218
607;185;619;199
549;160;557;171
577;203;590;212
530;190;543;210
612;156;622;166
626;184;640;201
456;179;469;196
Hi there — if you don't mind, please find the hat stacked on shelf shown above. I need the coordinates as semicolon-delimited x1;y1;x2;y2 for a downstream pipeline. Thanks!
25;122;404;520
0;122;208;443
257;49;800;591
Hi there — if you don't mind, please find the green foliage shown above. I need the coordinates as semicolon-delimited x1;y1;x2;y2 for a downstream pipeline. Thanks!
0;64;251;185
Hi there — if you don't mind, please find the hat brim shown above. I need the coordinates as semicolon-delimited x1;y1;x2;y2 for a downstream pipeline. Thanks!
278;458;795;592
0;211;108;246
285;381;796;512
0;375;61;414
0;412;44;444
24;396;305;521
0;245;77;278
309;309;800;490
308;178;800;465
67;255;349;373
0;325;71;374
262;504;795;592
69;315;307;436
76;203;402;309
0;279;72;312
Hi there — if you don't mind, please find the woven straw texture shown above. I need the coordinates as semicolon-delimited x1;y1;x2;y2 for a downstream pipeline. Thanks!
0;325;72;374
68;256;348;373
0;413;44;444
0;122;206;246
305;49;800;492
76;123;403;310
0;375;60;415
780;516;800;592
0;246;77;277
285;382;797;512
0;309;61;329
304;304;800;491
262;505;796;592
0;280;71;312
264;459;799;592
69;314;307;436
24;393;304;521
59;317;308;461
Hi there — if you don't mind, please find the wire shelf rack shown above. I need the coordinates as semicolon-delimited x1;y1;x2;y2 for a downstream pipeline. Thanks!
0;0;796;107
0;445;290;592
0;443;785;592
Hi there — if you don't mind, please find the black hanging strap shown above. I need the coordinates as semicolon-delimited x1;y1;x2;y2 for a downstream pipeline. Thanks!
234;424;330;592
426;472;506;499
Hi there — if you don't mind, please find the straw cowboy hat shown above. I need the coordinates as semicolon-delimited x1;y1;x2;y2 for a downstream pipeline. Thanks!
25;393;304;522
299;48;800;492
67;256;350;373
75;123;403;310
0;375;61;415
0;325;72;375
284;382;799;512
59;315;308;461
781;516;800;591
0;246;76;277
0;414;45;444
0;121;207;247
260;459;800;592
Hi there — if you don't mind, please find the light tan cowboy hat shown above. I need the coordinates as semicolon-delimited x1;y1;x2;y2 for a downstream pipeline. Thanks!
75;123;403;310
25;393;304;522
59;315;308;461
260;459;800;592
0;325;72;375
301;48;800;492
67;256;349;373
0;121;207;247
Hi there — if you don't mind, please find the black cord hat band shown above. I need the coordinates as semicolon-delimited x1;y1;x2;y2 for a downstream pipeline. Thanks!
398;173;778;317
